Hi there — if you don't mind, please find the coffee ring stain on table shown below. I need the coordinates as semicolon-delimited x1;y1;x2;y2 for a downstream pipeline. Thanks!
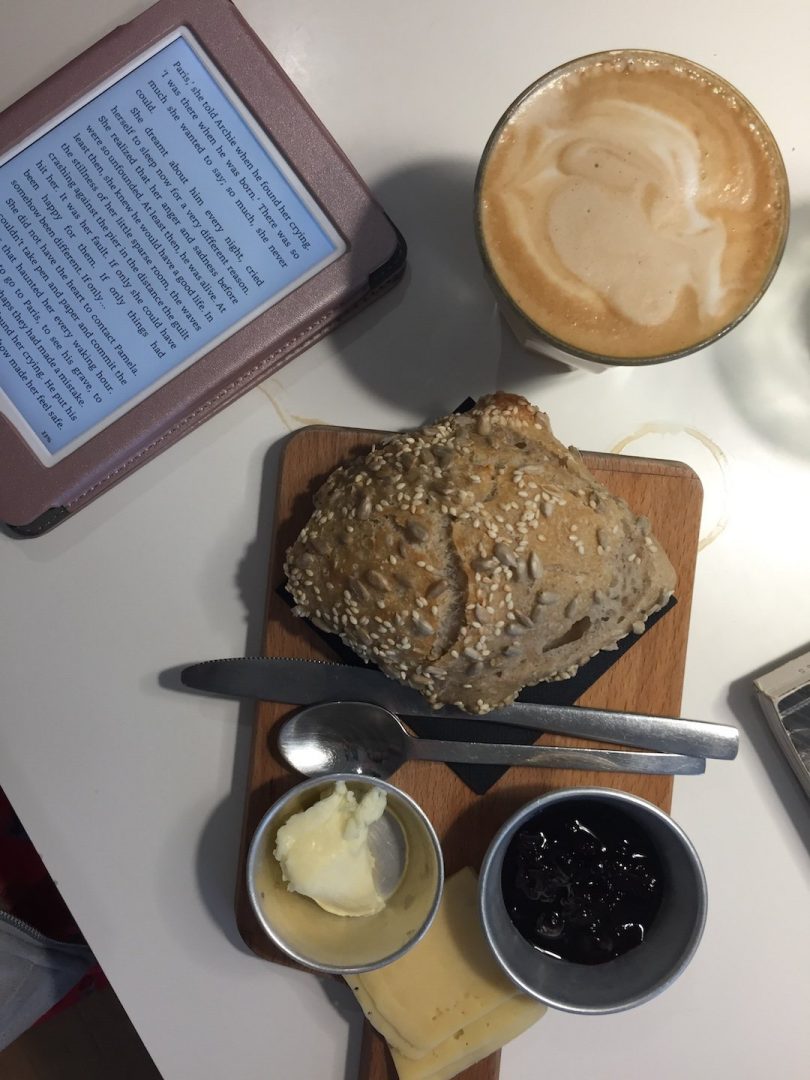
611;423;728;550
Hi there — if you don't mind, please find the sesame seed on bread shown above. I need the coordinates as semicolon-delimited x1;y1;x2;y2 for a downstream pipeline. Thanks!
284;393;676;715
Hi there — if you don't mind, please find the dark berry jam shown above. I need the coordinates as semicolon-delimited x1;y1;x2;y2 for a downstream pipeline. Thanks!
501;799;664;965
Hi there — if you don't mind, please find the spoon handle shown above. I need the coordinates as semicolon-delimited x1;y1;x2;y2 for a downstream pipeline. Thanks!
407;738;705;775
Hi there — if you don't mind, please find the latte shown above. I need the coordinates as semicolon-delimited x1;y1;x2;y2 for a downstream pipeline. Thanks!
477;51;789;362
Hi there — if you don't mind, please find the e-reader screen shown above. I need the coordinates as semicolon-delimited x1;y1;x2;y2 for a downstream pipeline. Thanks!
0;30;345;464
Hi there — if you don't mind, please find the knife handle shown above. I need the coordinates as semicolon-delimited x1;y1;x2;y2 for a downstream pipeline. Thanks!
492;701;738;761
179;657;738;760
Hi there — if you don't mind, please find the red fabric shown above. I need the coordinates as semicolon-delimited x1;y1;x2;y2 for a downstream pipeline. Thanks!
0;787;108;1022
35;966;110;1024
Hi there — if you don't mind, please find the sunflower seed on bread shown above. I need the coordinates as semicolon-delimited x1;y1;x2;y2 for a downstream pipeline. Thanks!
284;393;676;715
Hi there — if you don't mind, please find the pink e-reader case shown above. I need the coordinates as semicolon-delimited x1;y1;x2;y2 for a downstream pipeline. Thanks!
0;0;405;534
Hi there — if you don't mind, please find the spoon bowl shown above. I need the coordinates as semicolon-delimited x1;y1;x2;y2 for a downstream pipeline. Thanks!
278;701;409;779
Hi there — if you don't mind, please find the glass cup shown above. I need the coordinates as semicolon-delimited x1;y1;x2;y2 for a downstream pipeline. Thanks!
474;50;790;372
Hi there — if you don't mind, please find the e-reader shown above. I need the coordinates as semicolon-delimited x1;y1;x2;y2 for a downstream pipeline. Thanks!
0;0;405;535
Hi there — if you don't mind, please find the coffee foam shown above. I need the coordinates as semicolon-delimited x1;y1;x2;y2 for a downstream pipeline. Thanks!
479;52;788;359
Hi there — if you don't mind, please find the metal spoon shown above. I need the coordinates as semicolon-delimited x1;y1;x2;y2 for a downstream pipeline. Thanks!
277;701;706;778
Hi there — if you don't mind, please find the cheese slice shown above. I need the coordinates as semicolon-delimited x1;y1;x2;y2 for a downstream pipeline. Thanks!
344;867;524;1057
389;994;547;1080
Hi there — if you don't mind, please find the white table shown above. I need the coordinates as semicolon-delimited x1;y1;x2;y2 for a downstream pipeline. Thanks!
2;2;809;1077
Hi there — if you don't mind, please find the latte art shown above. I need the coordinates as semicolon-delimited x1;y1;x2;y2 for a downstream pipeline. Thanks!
543;100;727;325
479;52;788;360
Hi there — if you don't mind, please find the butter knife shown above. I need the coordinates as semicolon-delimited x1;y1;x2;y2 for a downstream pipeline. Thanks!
180;657;738;760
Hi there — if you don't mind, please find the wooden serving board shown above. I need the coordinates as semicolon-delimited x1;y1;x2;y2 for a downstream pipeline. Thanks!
235;425;703;1080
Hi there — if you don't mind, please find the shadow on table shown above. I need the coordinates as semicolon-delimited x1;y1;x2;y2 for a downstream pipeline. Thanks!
207;436;292;953
190;434;367;1063
149;671;256;956
319;979;366;1080
711;202;810;462
324;156;568;416
158;435;290;956
727;644;810;859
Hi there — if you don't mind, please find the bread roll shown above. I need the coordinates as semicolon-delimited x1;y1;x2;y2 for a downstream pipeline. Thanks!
284;393;675;715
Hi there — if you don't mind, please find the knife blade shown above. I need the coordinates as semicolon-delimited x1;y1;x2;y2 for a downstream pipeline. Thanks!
180;656;738;761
